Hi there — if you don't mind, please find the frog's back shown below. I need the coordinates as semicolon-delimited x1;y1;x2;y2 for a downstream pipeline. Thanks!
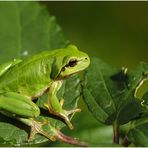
0;50;57;97
0;46;79;97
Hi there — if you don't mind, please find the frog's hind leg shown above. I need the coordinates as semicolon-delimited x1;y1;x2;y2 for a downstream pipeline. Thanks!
0;92;87;146
0;92;40;118
0;92;56;142
19;118;87;147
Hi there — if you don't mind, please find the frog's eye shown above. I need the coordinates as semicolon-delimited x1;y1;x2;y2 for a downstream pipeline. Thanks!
68;59;78;67
61;59;78;72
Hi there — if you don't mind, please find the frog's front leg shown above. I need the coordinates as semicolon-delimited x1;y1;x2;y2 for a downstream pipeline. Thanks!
44;80;81;129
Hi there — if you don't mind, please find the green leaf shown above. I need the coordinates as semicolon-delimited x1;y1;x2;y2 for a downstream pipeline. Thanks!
127;117;148;146
83;57;148;125
82;58;117;124
0;2;68;63
0;1;80;146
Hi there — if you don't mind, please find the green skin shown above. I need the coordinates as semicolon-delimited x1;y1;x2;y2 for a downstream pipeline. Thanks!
0;45;90;142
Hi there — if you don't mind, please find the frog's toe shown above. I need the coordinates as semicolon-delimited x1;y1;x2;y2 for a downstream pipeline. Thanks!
66;108;81;115
60;98;64;107
61;114;74;130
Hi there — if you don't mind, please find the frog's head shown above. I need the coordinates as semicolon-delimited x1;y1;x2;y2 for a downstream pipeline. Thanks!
55;45;90;79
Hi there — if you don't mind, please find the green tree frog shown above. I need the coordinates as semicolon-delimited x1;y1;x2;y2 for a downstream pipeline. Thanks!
0;45;90;142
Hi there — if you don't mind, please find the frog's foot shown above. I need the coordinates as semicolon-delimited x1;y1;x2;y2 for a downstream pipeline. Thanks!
18;117;88;146
44;103;81;130
19;118;56;142
59;108;81;130
28;119;56;142
29;120;87;146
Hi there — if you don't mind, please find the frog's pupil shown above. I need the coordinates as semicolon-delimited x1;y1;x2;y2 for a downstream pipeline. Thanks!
69;60;77;67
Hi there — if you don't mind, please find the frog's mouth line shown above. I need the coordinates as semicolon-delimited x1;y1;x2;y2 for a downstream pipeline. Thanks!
63;70;83;78
56;70;83;80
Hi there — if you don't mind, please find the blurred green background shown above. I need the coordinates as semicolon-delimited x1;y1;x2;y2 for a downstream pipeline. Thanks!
0;2;147;146
42;1;148;98
43;1;148;68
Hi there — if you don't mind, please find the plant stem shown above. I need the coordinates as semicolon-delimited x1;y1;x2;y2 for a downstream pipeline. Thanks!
113;122;119;144
122;136;130;147
56;131;88;147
